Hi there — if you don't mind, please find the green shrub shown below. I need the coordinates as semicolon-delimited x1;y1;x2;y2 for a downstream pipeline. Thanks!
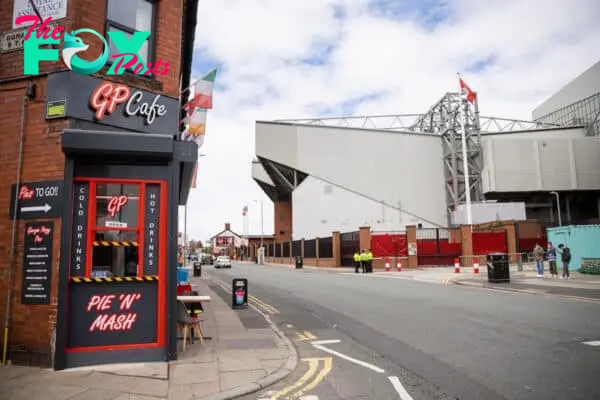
579;261;600;275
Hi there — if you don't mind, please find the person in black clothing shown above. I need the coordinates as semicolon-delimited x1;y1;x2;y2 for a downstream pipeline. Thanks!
557;244;572;280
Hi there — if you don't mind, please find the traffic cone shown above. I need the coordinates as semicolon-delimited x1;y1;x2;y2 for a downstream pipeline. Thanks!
385;258;391;272
454;258;460;273
397;260;402;272
473;258;479;274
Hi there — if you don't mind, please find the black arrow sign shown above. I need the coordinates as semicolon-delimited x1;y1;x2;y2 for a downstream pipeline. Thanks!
9;180;63;220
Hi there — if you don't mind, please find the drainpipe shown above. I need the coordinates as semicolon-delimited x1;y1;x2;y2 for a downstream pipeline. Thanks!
2;95;28;365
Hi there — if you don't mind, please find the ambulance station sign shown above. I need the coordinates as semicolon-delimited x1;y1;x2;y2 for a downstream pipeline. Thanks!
9;179;63;220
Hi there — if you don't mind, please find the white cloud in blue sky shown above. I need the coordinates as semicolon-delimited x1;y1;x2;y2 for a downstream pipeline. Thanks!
180;0;600;243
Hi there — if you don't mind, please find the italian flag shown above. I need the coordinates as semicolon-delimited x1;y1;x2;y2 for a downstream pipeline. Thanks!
191;68;217;109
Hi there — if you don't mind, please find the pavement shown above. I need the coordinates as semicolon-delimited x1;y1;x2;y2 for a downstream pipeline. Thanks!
209;261;600;400
0;274;297;400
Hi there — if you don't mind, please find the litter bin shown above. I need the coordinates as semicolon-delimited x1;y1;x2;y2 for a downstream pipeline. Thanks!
295;256;303;269
487;253;510;283
193;261;202;277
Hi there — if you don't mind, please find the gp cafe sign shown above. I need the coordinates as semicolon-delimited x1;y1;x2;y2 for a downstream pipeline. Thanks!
90;81;167;125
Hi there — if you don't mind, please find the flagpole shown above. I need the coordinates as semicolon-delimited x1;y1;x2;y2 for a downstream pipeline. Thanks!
457;73;473;225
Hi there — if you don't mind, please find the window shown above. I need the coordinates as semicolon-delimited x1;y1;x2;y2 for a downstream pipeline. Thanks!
106;0;155;73
91;183;142;278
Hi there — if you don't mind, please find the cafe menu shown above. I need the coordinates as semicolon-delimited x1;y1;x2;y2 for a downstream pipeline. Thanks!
21;221;54;305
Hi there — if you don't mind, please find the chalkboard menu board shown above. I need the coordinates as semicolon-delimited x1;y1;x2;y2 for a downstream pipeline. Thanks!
21;221;54;305
67;282;158;348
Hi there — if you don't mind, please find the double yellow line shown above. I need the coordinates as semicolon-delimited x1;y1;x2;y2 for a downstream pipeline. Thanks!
296;331;317;341
250;295;279;314
269;357;332;399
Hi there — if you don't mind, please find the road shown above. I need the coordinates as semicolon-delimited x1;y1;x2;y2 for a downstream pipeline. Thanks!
206;263;600;400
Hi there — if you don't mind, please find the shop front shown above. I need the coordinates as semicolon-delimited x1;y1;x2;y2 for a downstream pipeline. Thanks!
50;71;196;369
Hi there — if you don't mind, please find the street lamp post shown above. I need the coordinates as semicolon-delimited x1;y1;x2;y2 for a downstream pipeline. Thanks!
550;191;562;226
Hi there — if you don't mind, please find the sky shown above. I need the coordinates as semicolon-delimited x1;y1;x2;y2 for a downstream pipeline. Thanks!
179;0;600;245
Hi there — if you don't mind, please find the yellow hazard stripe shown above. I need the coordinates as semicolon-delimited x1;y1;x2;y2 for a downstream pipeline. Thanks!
70;276;158;283
93;241;139;247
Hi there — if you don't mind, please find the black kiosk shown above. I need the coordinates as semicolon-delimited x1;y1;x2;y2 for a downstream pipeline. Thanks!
51;71;197;370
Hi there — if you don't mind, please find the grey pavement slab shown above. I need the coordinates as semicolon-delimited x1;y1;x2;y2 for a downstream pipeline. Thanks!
1;274;295;400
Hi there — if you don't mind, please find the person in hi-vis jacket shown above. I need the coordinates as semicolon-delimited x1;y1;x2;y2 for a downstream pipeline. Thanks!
353;250;361;273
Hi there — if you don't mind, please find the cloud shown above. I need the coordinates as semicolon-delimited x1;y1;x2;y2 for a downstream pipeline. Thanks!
181;0;600;242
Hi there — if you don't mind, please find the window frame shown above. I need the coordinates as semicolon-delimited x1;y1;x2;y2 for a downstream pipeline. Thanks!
89;181;144;278
104;0;157;77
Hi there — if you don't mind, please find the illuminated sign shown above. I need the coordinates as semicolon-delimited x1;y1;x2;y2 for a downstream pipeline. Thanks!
89;81;167;125
107;195;128;217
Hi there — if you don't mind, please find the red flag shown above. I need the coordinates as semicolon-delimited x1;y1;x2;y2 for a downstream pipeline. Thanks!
459;78;477;104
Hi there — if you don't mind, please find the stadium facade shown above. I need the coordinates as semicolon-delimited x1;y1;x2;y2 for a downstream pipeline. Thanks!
252;62;600;241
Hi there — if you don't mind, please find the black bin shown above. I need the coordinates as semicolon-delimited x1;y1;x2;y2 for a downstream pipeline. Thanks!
487;253;510;283
193;261;202;277
295;256;303;269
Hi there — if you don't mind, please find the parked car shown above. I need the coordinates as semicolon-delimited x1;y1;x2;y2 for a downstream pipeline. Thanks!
214;256;231;268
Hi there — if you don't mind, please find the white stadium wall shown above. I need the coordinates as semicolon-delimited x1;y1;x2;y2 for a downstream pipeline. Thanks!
532;60;600;120
481;127;600;192
293;175;415;239
254;122;448;237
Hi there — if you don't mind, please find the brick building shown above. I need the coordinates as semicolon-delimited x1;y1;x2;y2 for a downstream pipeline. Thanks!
0;0;199;369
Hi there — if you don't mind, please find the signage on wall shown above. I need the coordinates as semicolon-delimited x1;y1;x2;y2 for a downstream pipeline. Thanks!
45;72;179;134
21;221;54;305
216;237;234;246
90;82;168;125
1;21;58;53
107;195;128;217
144;185;161;276
9;179;63;220
46;99;67;119
70;182;88;277
67;282;158;348
12;0;67;29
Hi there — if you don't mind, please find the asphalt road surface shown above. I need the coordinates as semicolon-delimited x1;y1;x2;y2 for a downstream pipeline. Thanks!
206;263;600;400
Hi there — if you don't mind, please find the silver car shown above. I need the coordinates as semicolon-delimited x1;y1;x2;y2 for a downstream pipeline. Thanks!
215;256;231;268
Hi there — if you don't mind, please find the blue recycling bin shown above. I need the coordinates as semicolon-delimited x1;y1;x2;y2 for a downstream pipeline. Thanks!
177;267;189;284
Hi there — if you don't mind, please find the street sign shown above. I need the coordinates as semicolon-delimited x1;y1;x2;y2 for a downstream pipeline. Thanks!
9;180;63;220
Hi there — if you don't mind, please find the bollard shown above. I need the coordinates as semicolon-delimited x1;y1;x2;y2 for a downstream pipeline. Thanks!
385;258;391;272
473;258;479;274
232;278;248;309
454;258;461;273
397;260;402;272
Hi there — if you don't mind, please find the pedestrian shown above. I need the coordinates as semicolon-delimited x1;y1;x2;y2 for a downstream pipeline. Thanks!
533;243;545;277
353;249;361;273
366;249;374;273
547;242;558;278
360;249;368;273
557;244;572;280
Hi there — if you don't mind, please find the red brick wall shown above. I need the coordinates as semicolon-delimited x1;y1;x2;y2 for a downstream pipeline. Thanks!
274;200;292;242
0;0;185;365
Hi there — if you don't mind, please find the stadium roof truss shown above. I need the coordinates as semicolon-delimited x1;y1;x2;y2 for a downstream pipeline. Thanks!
276;92;565;222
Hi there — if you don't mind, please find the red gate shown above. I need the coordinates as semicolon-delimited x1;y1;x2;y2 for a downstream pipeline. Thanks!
416;228;461;266
472;229;507;255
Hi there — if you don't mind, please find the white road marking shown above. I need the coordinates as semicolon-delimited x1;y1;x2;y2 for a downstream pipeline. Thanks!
310;339;341;345
312;342;385;373
388;376;414;400
583;340;600;346
300;396;319;400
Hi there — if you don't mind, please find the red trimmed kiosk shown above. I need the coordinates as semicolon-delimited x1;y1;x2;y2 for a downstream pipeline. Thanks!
53;128;196;369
